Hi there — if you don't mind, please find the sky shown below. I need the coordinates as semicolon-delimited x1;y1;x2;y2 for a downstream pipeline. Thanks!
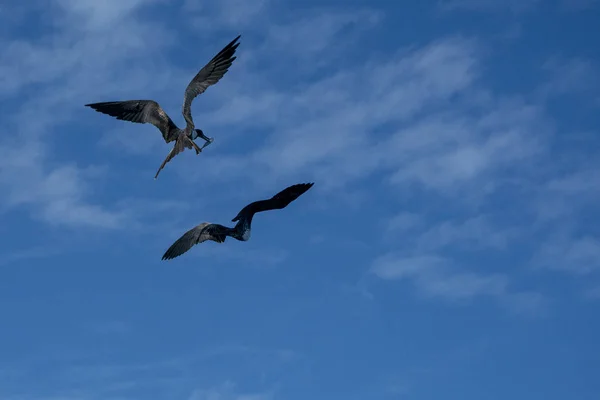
0;0;599;399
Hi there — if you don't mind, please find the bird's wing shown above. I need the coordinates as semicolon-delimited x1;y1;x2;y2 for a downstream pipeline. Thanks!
182;35;241;128
162;223;229;260
154;134;197;179
232;182;314;222
85;100;178;142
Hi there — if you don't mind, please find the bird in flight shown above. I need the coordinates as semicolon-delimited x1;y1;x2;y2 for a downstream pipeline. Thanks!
85;35;241;179
162;182;315;260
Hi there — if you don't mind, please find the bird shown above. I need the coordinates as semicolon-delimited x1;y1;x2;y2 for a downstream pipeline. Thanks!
161;182;315;260
85;35;241;179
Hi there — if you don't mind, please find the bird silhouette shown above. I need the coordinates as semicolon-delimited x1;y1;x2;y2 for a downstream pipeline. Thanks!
162;183;315;260
85;35;241;179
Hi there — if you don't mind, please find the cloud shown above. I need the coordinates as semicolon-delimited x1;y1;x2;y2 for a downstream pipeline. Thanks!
2;0;595;314
134;6;593;306
385;212;423;233
0;0;183;231
261;8;382;58
0;345;287;400
534;236;600;275
181;36;481;193
0;245;64;267
189;382;273;400
585;285;600;300
183;0;272;30
371;201;545;312
537;56;599;101
370;251;546;315
414;215;517;252
371;253;508;300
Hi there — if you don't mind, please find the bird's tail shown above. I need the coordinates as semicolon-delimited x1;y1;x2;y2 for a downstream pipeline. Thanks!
154;135;197;179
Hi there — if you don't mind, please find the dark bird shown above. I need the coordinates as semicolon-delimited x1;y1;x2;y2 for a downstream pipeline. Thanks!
162;182;315;260
85;35;241;179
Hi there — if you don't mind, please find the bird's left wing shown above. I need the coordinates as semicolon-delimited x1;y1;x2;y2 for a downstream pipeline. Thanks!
162;223;229;260
182;35;241;128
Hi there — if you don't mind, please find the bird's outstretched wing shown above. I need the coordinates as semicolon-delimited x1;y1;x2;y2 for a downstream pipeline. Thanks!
154;134;201;179
162;222;230;260
182;35;241;128
232;182;314;222
85;100;179;142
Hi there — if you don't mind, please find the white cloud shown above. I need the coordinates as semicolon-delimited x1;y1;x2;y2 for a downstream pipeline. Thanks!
182;36;481;194
385;212;423;233
189;382;272;400
415;215;516;252
0;0;182;231
371;251;547;314
371;253;509;300
2;0;595;308
535;236;600;275
57;0;165;30
261;8;383;59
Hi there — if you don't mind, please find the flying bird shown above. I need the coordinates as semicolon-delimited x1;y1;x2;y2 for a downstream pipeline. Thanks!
85;35;241;179
162;182;315;260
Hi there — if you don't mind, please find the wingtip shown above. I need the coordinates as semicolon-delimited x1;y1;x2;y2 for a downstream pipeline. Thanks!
161;249;176;260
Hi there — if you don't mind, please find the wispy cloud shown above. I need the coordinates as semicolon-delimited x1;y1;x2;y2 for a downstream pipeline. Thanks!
584;285;600;300
0;342;291;400
371;252;546;315
0;0;182;231
537;56;599;101
189;382;273;400
183;0;271;30
534;236;600;275
181;36;480;192
371;253;508;300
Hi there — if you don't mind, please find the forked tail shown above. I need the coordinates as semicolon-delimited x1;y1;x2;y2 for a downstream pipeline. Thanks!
154;135;201;179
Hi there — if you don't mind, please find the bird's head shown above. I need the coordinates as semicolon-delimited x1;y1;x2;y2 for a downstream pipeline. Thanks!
192;129;203;140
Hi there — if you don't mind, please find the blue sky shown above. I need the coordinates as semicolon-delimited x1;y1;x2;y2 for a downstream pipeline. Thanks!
1;0;599;399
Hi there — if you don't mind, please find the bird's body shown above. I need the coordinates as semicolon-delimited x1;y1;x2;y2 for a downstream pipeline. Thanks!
85;35;241;179
162;183;315;260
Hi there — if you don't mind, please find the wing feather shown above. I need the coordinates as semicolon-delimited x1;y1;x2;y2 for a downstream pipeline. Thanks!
162;223;229;260
232;182;314;222
182;35;241;127
85;100;179;142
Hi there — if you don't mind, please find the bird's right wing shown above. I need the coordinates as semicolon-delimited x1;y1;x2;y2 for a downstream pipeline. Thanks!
85;100;178;142
231;182;314;222
162;223;229;260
